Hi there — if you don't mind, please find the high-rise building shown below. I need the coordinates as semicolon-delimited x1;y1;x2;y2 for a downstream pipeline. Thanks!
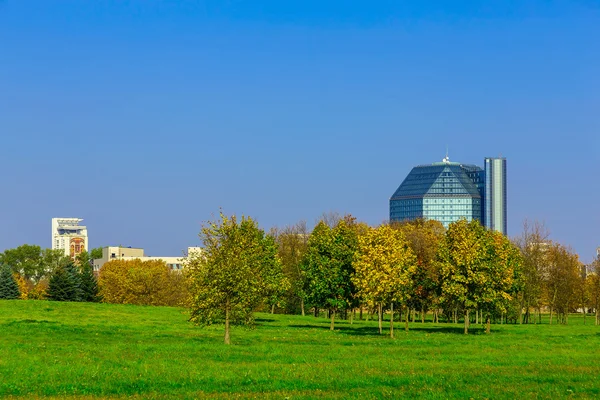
389;156;484;228
51;218;88;259
390;156;507;234
484;157;507;235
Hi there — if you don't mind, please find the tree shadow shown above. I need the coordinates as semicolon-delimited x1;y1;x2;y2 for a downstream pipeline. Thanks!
290;322;490;336
255;318;276;323
407;325;483;335
289;324;383;337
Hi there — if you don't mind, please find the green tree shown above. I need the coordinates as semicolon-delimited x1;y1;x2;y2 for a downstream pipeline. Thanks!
187;212;285;344
80;264;101;302
353;225;417;337
272;221;309;315
47;263;81;302
394;219;445;323
0;264;21;299
0;244;44;282
90;247;104;260
438;219;521;334
303;217;359;330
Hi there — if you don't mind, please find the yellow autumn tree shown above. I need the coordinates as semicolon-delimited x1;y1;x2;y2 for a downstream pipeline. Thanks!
353;225;418;338
99;259;188;306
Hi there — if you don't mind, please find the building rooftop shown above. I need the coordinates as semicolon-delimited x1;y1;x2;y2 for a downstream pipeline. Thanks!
391;162;482;199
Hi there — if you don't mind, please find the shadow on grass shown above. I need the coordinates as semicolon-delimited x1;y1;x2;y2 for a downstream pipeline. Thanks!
289;323;489;336
255;318;276;323
289;324;382;337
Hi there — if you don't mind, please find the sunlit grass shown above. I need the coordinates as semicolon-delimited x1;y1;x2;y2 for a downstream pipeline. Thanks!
1;300;599;399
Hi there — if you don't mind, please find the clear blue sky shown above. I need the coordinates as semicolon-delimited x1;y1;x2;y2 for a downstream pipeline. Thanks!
1;1;598;261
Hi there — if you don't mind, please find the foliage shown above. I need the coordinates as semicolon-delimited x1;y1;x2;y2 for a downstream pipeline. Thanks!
302;216;359;330
90;247;104;260
271;221;309;314
513;220;550;323
0;245;71;285
353;224;417;336
79;264;101;302
187;212;286;344
99;259;186;307
0;264;21;299
438;219;522;334
543;243;581;324
393;219;445;320
47;263;82;302
0;244;44;282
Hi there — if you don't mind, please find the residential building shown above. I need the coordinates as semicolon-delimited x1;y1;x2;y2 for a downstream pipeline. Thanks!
51;218;88;259
92;246;202;272
390;155;507;234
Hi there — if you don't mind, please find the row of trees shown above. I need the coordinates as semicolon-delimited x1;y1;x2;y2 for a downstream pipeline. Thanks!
0;244;103;300
187;212;595;343
516;220;597;325
0;261;100;302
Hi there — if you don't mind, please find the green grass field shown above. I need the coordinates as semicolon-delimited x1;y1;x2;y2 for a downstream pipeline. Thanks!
1;300;599;399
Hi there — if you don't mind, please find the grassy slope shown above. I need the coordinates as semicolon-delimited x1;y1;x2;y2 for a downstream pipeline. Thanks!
0;300;599;399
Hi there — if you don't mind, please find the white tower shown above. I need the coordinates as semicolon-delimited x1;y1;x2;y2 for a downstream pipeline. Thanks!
51;218;89;259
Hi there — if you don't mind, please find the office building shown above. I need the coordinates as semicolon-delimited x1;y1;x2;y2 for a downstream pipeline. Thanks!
51;218;89;259
390;155;507;234
92;246;202;272
484;157;507;235
389;156;484;228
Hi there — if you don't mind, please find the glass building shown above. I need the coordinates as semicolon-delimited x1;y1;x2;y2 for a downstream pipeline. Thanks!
389;157;484;228
484;157;507;235
390;156;507;233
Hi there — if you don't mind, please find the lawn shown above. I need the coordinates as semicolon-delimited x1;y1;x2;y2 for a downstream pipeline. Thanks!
1;300;599;399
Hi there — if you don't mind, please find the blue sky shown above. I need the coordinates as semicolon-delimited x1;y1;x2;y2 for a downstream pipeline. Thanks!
0;1;598;261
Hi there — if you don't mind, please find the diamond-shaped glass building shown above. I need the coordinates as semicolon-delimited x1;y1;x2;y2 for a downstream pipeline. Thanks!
390;156;506;234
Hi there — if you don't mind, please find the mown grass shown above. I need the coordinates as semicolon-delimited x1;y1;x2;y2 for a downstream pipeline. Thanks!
1;300;599;399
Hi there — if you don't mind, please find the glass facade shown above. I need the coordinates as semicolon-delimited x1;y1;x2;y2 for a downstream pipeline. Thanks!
484;157;507;235
390;161;483;228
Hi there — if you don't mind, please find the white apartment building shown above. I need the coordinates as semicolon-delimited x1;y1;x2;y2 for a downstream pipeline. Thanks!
93;246;202;272
51;218;89;259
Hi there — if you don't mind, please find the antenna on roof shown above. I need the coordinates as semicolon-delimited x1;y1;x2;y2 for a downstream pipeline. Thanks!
443;145;450;163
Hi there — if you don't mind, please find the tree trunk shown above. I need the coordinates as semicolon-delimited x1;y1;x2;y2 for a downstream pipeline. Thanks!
350;309;354;325
390;303;394;338
301;299;305;316
378;303;383;334
359;307;363;320
405;306;409;332
486;316;491;334
421;305;425;323
476;309;479;325
411;308;416;323
330;309;335;331
224;299;231;345
271;304;275;314
464;310;469;335
314;307;318;318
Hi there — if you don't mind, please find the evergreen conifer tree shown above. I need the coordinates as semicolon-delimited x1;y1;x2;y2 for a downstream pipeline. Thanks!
0;264;21;300
47;263;82;301
80;265;101;302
